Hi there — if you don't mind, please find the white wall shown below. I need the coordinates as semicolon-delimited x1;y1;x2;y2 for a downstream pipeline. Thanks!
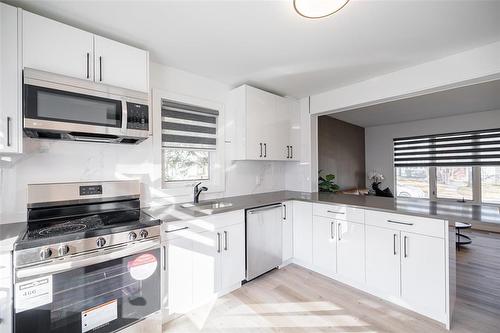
310;41;500;115
0;62;292;224
365;109;500;190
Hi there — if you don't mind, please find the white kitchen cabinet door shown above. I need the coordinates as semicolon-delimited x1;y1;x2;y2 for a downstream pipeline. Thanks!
23;11;93;80
287;98;300;161
220;223;245;290
167;236;194;314
336;220;365;283
312;216;337;274
282;201;294;262
0;3;21;154
292;201;313;265
365;225;400;297
401;232;446;318
245;85;275;159
94;35;149;92
192;230;221;307
272;97;291;161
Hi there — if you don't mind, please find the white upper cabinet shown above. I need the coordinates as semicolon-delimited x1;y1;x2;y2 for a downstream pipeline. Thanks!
245;85;275;159
94;36;149;92
23;11;149;92
23;11;93;80
226;85;300;161
0;3;22;154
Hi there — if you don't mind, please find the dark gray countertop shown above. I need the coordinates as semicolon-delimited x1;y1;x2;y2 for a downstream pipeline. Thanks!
0;222;26;251
3;191;499;250
145;191;500;230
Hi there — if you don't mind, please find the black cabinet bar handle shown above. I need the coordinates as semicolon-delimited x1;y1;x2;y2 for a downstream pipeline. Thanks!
264;143;267;158
404;236;408;258
283;204;287;220
6;117;11;147
393;234;397;255
99;56;103;81
287;145;290;159
86;52;90;79
260;143;263;158
217;232;221;253
224;231;228;251
162;245;167;270
290;146;293;159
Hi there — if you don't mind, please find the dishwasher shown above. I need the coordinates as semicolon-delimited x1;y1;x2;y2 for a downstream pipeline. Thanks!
246;204;283;281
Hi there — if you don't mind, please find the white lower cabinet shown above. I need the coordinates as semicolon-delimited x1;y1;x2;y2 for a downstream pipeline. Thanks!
282;201;294;262
312;216;337;274
167;236;194;315
220;223;246;291
336;220;365;283
400;231;446;319
292;201;313;265
192;230;221;307
165;211;245;317
365;225;400;297
365;218;447;323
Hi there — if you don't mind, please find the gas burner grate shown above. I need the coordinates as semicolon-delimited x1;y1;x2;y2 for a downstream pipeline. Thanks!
38;222;88;236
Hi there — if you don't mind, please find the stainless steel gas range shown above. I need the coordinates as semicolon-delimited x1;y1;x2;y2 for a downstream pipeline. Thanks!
13;180;162;333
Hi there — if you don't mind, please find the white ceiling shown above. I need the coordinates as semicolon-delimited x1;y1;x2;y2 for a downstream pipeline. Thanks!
330;79;500;127
5;0;500;98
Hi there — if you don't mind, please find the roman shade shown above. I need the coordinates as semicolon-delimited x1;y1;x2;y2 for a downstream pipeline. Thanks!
161;99;219;150
394;128;500;167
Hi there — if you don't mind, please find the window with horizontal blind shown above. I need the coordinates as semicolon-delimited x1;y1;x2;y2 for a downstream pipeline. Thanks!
161;100;219;150
394;128;500;204
394;128;500;167
161;99;219;183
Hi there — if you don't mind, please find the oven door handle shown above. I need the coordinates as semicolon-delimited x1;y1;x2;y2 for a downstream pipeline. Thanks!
16;239;160;279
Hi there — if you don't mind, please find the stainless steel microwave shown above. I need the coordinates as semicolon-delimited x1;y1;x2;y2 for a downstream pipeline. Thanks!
23;68;151;144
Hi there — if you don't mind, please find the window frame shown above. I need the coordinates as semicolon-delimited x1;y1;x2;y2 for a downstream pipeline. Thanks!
395;165;500;206
152;88;225;196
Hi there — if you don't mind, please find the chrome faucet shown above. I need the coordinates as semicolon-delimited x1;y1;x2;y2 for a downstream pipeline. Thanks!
193;182;208;204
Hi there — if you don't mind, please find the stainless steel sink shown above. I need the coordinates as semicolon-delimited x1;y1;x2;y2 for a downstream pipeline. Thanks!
181;201;233;210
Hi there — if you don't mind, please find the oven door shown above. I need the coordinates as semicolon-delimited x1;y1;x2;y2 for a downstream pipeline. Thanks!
14;240;161;333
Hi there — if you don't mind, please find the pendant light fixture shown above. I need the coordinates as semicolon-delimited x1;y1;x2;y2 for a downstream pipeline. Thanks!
294;0;350;19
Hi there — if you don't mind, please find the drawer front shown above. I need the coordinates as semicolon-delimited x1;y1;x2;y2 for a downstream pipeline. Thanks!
365;210;445;238
313;203;364;223
162;210;245;240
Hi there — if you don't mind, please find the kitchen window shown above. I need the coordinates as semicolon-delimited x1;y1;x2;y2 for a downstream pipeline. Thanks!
394;128;500;204
395;167;430;198
156;95;224;192
163;149;210;182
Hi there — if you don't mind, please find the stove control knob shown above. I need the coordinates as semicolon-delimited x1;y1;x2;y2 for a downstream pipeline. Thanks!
40;248;52;260
96;237;106;248
58;245;70;256
139;229;148;239
128;232;137;241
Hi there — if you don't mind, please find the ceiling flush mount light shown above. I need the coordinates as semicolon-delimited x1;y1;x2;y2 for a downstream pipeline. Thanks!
294;0;350;19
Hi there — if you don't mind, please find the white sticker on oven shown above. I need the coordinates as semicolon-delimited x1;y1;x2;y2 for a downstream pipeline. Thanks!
15;275;53;313
82;299;118;333
128;253;157;281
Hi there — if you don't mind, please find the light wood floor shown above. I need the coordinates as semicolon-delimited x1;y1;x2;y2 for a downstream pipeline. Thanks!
164;230;500;332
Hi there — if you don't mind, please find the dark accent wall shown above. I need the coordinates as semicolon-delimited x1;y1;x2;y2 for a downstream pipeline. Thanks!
318;116;366;190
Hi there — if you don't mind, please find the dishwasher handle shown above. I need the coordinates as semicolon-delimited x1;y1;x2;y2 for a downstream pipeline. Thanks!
247;204;283;214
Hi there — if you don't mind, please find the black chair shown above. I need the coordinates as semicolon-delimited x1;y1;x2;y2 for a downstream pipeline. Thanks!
455;222;472;251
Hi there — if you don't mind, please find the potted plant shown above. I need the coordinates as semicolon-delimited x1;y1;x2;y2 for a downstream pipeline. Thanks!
318;170;340;192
